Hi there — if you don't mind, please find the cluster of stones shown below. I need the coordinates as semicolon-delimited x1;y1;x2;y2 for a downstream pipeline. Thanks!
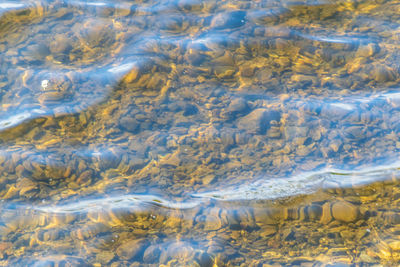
0;0;399;266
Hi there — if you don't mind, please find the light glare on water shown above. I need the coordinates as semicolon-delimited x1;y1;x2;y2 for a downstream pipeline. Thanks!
1;0;400;266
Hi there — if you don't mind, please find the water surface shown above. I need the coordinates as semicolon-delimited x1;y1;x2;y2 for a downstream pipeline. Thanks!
1;0;400;265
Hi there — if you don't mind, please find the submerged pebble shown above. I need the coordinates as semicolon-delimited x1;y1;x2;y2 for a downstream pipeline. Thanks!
116;239;149;261
0;0;400;266
331;201;360;223
237;108;280;134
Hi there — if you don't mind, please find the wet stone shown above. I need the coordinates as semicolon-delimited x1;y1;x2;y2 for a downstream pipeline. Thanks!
241;66;256;77
331;201;360;223
182;103;198;116
260;225;278;237
16;177;38;197
159;242;195;264
320;202;333;225
37;229;61;242
74;222;108;240
49;35;73;55
223;98;249;119
307;204;322;221
143;245;161;263
370;65;396;83
388;241;400;251
95;149;121;170
251;8;288;25
237;108;280;134
204;214;222;231
356;43;379;58
23;44;50;62
210;11;246;29
119;116;139;133
178;0;204;11
344;126;365;141
383;212;400;224
2;1;400;266
158;16;184;32
116;239;149;261
195;251;213;267
321;104;352;119
81;22;115;48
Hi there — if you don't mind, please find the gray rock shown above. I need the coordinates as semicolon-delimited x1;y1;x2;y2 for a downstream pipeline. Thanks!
50;35;73;54
128;156;146;172
211;11;246;29
159;242;194;264
320;104;352;120
116;238;149;260
307;204;322;221
370;65;396;83
182;103;198;116
344;126;365;141
23;44;50;62
143;245;161;263
119;116;139;133
224;98;249;119
97;149;121;170
237;108;280;134
195;251;213;267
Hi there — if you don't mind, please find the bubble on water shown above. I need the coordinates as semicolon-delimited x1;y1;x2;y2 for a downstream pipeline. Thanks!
41;80;49;90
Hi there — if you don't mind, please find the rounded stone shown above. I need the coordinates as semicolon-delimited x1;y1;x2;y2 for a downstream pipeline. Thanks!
320;202;332;224
143;245;161;263
116;239;149;260
237;108;280;134
224;98;249;119
50;35;73;54
211;11;246;29
388;241;400;251
307;204;322;221
195;252;213;267
119;116;139;133
331;201;359;223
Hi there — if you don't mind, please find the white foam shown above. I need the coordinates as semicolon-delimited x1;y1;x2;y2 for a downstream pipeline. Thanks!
107;63;136;74
0;3;24;9
0;112;31;130
86;2;107;6
34;194;201;214
330;103;354;111
194;163;400;201
384;92;400;100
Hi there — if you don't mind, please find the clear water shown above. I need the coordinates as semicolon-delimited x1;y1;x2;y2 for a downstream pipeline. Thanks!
1;0;400;266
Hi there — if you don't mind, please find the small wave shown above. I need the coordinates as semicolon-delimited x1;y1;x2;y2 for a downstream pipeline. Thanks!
0;161;399;213
193;162;400;201
329;102;355;111
33;194;202;214
0;3;25;9
107;62;137;74
0;111;32;131
295;32;362;44
0;64;129;132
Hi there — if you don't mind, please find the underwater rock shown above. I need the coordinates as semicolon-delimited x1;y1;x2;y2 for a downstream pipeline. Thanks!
143;245;161;263
211;11;246;29
332;201;359;223
223;98;249;119
237;108;280;134
116;239;149;261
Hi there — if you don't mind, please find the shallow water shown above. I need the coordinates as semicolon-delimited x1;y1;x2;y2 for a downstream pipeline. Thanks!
1;0;400;266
